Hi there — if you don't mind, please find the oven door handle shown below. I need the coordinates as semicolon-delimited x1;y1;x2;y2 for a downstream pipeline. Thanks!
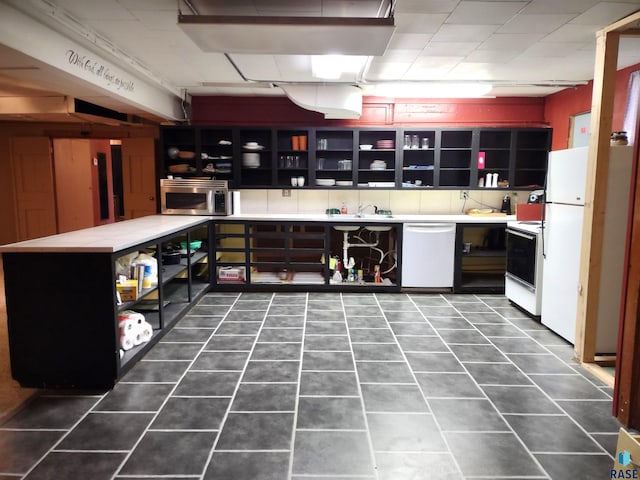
505;272;535;292
506;228;536;241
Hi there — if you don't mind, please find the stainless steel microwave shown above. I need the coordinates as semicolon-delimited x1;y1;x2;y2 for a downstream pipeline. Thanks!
160;179;231;215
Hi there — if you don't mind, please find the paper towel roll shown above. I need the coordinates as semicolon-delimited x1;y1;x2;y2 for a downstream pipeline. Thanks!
120;334;134;351
118;319;135;338
232;190;241;215
140;321;153;343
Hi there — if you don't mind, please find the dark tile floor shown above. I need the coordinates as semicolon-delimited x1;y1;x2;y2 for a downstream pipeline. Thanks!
0;292;625;480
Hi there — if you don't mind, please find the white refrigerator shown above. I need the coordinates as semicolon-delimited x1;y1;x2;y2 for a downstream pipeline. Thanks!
541;146;632;353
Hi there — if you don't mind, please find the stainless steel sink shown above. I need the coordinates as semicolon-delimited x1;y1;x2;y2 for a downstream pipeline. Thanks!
365;225;393;232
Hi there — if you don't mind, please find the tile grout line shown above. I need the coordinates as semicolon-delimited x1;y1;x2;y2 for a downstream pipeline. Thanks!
450;295;613;471
115;293;243;480
342;292;381;480
286;291;309;479
195;293;279;480
477;298;619;460
421;294;554;478
378;292;466;479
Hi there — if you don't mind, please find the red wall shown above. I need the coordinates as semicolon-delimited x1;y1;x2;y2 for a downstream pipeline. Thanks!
191;63;639;147
545;63;640;151
192;95;548;128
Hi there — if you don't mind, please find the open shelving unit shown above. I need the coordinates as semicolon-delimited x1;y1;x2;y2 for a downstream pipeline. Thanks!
454;222;507;293
3;220;213;389
160;126;551;190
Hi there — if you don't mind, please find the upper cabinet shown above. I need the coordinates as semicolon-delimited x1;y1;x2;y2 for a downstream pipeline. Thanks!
160;126;551;190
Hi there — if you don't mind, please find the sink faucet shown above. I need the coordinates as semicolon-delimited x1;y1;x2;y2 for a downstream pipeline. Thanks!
356;204;377;217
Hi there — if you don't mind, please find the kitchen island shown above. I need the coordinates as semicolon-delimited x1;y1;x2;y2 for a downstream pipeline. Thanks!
0;213;512;389
0;215;213;389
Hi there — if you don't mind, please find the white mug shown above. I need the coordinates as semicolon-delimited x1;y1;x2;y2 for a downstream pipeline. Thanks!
298;176;305;187
291;177;298;187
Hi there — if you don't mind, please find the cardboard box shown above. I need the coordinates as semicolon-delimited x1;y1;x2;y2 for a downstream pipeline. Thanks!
116;279;138;301
218;266;246;282
516;203;543;221
613;428;640;476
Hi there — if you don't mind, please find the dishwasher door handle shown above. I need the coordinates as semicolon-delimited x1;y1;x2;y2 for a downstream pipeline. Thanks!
404;223;456;234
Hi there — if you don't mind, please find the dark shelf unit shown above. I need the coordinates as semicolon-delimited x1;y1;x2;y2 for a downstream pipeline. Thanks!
3;220;213;389
212;220;402;290
160;126;551;190
454;222;507;293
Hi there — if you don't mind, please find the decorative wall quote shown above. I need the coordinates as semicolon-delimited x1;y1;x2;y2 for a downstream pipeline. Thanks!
66;49;135;93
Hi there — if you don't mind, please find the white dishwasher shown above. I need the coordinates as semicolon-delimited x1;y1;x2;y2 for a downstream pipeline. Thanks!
401;223;456;287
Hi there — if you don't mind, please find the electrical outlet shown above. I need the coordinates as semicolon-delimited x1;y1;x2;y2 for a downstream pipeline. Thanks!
282;189;291;197
460;190;469;200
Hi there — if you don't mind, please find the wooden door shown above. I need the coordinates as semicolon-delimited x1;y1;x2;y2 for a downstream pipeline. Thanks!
53;139;94;233
10;137;57;241
121;137;156;219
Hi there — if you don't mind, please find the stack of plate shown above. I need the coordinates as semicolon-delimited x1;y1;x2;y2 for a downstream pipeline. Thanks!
376;139;395;149
243;142;264;151
316;178;336;186
370;160;387;170
336;180;353;186
242;152;260;168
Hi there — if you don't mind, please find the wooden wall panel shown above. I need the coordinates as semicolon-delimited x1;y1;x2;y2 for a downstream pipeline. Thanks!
191;95;548;127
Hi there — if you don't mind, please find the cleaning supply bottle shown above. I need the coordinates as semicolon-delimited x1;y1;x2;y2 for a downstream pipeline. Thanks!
341;203;348;214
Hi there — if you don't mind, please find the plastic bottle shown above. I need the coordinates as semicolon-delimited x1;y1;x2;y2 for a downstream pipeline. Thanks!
341;203;348;214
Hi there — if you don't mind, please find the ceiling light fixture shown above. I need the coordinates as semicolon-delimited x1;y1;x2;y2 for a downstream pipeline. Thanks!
311;55;369;80
178;15;395;55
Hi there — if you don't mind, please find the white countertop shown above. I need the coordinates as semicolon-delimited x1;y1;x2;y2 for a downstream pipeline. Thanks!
224;213;514;224
0;215;210;253
0;213;514;253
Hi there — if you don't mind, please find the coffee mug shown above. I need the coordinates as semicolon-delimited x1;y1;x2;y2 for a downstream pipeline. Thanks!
291;177;298;187
298;176;305;187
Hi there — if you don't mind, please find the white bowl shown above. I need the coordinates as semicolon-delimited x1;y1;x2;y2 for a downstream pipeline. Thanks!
359;144;373;150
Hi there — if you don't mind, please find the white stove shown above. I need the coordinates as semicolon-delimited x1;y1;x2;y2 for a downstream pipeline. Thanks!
505;220;543;316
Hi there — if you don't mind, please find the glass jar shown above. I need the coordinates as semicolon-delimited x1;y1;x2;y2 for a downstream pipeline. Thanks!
611;131;628;145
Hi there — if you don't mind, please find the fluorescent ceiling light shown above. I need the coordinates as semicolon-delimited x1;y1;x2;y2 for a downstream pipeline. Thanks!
178;15;395;55
368;83;493;98
312;55;368;80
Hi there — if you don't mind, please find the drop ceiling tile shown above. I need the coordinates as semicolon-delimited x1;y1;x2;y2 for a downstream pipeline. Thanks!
431;24;499;43
118;0;179;9
394;13;449;33
402;65;456;80
446;1;528;25
520;42;585;58
323;0;385;17
521;0;599;14
366;61;412;80
388;33;433;50
570;2;640;26
463;50;520;63
446;62;492;79
498;14;578;34
479;33;546;51
226;54;282;79
53;0;135;20
541;23;600;43
422;42;481;56
381;49;424;62
394;0;459;14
